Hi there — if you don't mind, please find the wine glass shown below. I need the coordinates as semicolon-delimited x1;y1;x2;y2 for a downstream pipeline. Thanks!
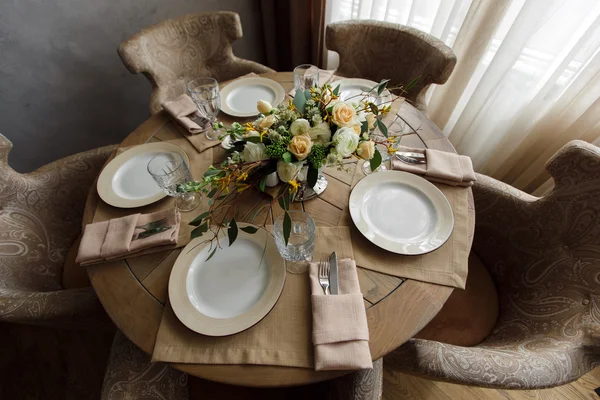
147;152;201;212
273;211;316;262
294;64;320;93
186;78;221;140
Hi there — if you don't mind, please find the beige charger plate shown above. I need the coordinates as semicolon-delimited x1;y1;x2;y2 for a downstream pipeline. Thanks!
97;142;189;208
220;77;286;117
169;224;286;336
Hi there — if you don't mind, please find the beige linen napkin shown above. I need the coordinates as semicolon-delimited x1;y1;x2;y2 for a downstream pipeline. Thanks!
309;259;372;371
161;94;206;134
76;208;180;266
392;146;476;187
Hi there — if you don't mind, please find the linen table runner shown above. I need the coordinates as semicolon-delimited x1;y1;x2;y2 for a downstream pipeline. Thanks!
151;227;356;368
347;160;470;289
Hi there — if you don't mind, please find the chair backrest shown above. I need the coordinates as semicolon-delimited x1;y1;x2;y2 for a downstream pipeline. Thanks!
326;20;456;108
118;11;243;87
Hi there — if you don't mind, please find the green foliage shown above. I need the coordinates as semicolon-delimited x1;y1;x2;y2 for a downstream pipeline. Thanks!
375;118;388;137
370;148;382;172
405;76;420;91
307;165;319;189
377;79;390;95
360;120;369;134
333;84;340;96
191;222;208;239
189;211;210;226
282;151;293;163
283;211;291;246
277;184;291;210
265;142;287;159
228;218;238;246
293;90;307;114
240;226;259;234
258;176;267;192
307;144;327;169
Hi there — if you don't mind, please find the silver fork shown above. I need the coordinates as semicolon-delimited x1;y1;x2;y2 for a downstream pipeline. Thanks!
136;217;167;231
318;259;330;295
395;153;427;165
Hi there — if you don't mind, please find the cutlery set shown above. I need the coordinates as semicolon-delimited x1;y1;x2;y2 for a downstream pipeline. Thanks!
395;151;426;165
318;252;339;295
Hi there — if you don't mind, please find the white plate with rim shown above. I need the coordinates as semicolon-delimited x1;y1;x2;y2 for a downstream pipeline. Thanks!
97;142;189;208
349;171;454;255
334;78;393;106
168;224;286;336
220;77;286;118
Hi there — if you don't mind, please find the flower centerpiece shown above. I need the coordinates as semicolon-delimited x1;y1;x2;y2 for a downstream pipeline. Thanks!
179;79;405;254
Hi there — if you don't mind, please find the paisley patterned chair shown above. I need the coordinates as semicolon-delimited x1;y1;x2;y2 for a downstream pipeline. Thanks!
0;133;115;329
386;140;600;389
102;331;382;400
326;20;456;113
118;11;275;114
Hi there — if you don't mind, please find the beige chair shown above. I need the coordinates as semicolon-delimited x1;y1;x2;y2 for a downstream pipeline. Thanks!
386;140;600;389
118;11;275;114
326;20;456;112
0;133;114;329
102;331;383;400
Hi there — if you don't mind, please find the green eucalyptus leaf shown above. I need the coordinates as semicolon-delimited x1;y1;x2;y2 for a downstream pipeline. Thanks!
405;76;420;91
203;169;221;177
207;188;217;198
293;90;307;114
245;136;262;143
375;118;388;137
228;218;238;247
240;226;259;234
370;148;382;172
333;84;341;96
191;222;208;239
307;165;318;188
360;120;369;134
205;246;218;262
377;79;390;95
258;176;267;192
282;152;292;164
369;103;379;115
189;211;210;226
283;211;292;246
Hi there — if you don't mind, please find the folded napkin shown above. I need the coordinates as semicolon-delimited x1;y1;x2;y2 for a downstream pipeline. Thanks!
309;259;372;371
391;146;477;187
76;208;180;266
161;94;208;135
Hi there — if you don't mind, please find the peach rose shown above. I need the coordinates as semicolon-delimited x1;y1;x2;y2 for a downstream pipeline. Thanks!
288;134;313;161
356;140;375;160
331;102;358;127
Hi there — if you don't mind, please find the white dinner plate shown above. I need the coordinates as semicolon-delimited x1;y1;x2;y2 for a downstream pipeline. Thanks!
97;142;189;208
220;77;286;118
349;171;454;255
334;78;393;106
169;224;286;336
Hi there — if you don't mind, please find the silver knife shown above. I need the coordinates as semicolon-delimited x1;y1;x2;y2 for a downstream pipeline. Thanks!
396;151;426;159
329;252;339;295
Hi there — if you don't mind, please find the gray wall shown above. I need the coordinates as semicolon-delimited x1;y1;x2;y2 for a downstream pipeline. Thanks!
0;0;266;172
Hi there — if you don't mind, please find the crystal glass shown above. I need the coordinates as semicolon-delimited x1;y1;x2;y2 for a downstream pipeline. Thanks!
147;152;201;212
293;64;319;93
274;211;316;262
361;131;390;175
186;78;221;140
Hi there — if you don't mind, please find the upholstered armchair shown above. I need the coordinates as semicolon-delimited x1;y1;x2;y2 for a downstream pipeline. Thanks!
118;11;275;114
386;140;600;389
0;133;115;329
326;20;456;113
102;330;382;400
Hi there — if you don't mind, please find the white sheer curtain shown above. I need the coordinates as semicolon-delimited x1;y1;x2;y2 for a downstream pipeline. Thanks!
326;0;600;194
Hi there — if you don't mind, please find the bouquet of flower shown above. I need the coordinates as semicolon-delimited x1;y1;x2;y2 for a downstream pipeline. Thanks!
179;79;402;253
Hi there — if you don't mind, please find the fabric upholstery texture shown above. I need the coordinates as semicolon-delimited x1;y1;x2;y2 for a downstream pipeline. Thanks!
0;133;114;328
118;11;275;114
386;140;600;389
326;20;456;112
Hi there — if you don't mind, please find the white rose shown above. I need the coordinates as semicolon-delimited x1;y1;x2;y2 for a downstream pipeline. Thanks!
290;118;311;136
256;114;277;129
308;122;332;144
241;142;269;162
332;127;360;158
257;100;272;114
277;160;302;182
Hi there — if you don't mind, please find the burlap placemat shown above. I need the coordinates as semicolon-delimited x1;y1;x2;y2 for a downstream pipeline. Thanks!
151;226;355;367
347;160;470;289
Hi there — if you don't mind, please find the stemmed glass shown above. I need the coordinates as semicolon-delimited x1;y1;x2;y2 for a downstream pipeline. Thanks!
294;64;320;93
147;152;201;212
186;78;221;140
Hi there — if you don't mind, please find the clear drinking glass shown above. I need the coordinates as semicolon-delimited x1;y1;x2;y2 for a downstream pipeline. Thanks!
293;64;320;93
273;211;316;262
361;131;390;175
147;152;201;212
186;78;221;140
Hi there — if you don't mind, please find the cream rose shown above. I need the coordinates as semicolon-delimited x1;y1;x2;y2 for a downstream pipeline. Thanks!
365;113;376;129
288;133;313;160
332;127;359;158
257;114;276;129
277;160;301;182
257;100;272;114
244;130;260;138
290;118;311;136
356;140;376;160
241;142;269;162
331;102;358;127
351;124;361;135
308;122;332;144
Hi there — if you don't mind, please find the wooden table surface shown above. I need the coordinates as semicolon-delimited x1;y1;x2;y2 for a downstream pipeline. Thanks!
83;72;475;387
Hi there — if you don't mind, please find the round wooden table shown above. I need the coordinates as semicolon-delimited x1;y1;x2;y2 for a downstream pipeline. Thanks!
84;72;474;387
